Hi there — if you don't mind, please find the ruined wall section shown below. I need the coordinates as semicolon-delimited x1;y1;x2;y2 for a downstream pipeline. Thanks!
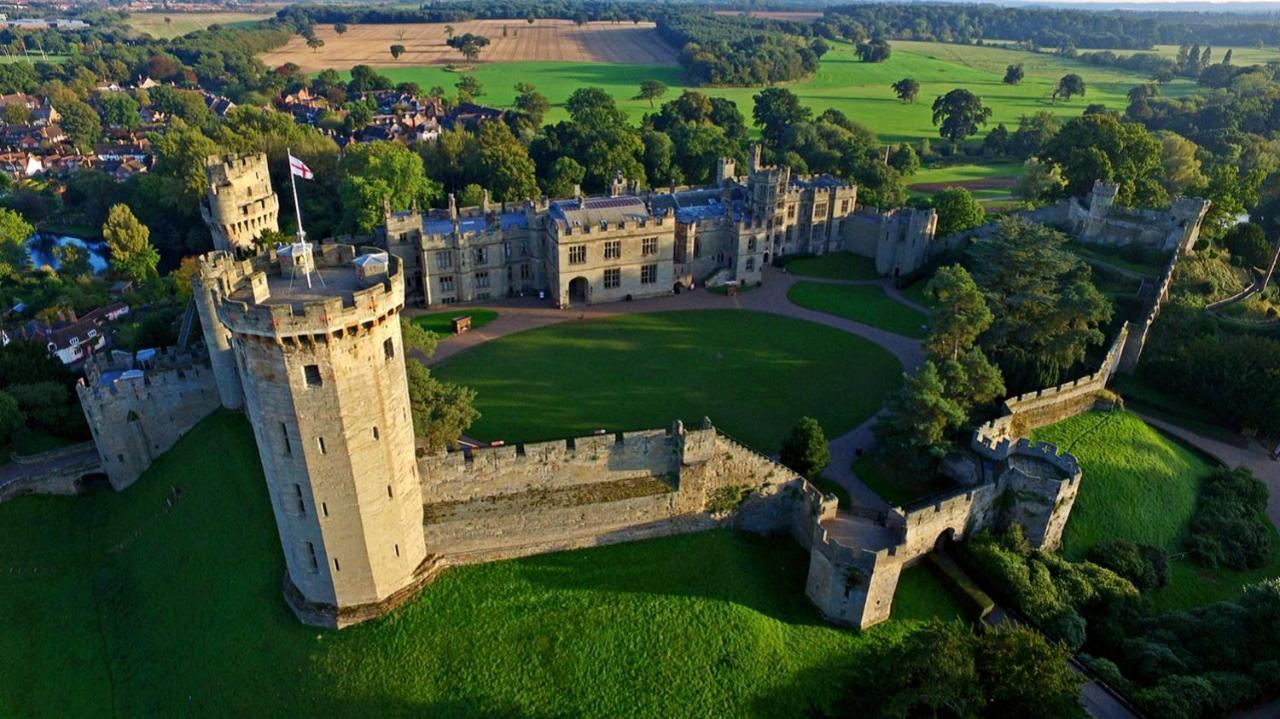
76;351;221;491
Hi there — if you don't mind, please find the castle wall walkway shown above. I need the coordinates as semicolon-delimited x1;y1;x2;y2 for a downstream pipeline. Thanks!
407;265;927;513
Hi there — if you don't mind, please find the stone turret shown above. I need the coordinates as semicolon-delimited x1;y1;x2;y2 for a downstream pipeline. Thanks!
200;153;280;253
197;244;431;628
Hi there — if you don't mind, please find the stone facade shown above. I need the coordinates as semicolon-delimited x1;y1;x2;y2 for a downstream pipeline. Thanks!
382;146;936;308
200;152;281;253
75;349;222;490
196;244;429;627
797;436;1081;630
1024;179;1210;255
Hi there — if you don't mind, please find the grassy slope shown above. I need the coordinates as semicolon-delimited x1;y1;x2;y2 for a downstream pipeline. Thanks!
854;454;954;507
787;282;929;339
432;310;902;453
378;38;1196;142
411;308;499;335
1032;410;1280;610
784;252;880;281
126;11;272;38
0;411;964;716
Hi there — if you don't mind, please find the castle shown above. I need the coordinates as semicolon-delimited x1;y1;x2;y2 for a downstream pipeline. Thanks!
377;145;938;308
61;153;1136;632
200;152;280;253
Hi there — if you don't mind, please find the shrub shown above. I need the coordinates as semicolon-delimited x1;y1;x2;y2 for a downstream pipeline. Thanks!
779;416;830;479
1088;539;1171;592
1185;467;1273;571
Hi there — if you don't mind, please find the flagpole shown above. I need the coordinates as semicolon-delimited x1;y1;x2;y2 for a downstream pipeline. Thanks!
288;148;306;246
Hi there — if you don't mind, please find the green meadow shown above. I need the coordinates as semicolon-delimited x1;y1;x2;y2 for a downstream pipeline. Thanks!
1033;410;1280;611
0;411;966;716
432;310;902;453
378;38;1198;142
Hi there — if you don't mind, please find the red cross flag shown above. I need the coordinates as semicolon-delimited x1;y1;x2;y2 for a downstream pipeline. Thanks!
288;153;313;180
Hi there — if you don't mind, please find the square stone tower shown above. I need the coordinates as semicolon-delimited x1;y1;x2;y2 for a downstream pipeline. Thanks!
197;243;431;627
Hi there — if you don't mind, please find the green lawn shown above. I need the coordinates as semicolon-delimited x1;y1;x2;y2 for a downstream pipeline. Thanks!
908;162;1024;187
1067;243;1167;280
1032;410;1280;610
433;310;902;453
854;454;955;507
787;282;930;339
783;252;880;281
377;38;1198;142
0;411;966;716
898;278;938;310
411;308;499;335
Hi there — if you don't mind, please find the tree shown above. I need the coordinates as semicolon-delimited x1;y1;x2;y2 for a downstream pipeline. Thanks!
446;33;490;68
852;620;982;717
1004;64;1025;85
338;141;442;233
405;358;479;453
891;77;920;103
925;265;992;362
544;156;585;198
474;120;539;202
389;44;406;60
513;83;550;126
1221;222;1273;268
779;417;830;479
0;391;21;447
887;143;920;175
1053;74;1086;102
976;625;1084;718
98;92;141;129
1040;113;1166;206
444;24;455;38
455;74;483;101
306;37;324;53
334;22;348;36
57;100;101;152
1017;157;1068;203
400;317;438;358
875;363;966;472
1;102;30;125
753;88;811;149
931;187;986;239
856;38;891;63
931;89;991;145
103;204;159;282
968;218;1112;390
0;207;32;274
634;79;668;108
1156;131;1205;196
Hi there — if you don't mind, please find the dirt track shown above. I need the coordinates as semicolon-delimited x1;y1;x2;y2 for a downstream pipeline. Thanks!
261;19;678;72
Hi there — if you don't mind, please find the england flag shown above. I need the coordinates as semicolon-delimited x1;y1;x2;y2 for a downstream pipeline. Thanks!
289;153;313;180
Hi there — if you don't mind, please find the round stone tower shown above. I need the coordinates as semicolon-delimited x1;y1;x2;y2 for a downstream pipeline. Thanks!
198;243;430;627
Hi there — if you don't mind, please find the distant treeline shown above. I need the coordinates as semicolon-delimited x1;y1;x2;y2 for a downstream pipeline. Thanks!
819;3;1280;50
280;2;821;87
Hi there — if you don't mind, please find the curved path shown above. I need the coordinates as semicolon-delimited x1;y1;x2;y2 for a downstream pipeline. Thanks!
408;266;926;511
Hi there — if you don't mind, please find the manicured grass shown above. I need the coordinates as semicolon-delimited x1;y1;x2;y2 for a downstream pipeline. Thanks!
411;308;499;335
376;38;1198;142
783;252;880;281
1067;243;1167;279
126;11;272;38
853;454;955;507
909;162;1024;187
433;310;902;453
1032;410;1280;610
787;282;930;339
898;279;938;310
0;411;965;715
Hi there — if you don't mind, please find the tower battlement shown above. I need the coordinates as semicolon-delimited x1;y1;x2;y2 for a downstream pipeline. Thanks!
201;152;281;253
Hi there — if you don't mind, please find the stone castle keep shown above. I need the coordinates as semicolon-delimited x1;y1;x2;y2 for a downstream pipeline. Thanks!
68;154;1197;631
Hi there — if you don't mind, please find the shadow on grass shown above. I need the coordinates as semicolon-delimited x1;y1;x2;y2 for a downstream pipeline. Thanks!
513;529;832;629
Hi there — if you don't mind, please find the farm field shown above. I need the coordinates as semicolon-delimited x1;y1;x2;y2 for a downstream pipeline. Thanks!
363;37;1198;141
1078;43;1280;66
907;161;1023;208
787;282;930;339
431;310;903;453
262;19;677;72
1032;410;1280;611
0;411;965;716
126;11;273;38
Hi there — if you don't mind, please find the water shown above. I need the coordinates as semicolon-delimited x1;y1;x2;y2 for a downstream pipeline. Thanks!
23;233;109;274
